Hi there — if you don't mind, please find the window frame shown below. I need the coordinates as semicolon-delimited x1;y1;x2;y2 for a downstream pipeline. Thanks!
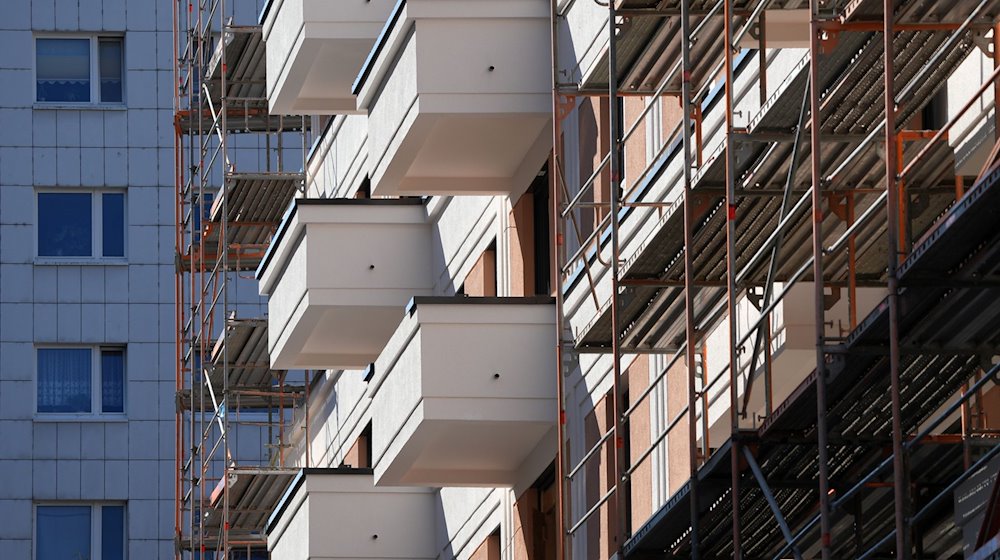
35;188;128;263
34;345;127;419
33;502;127;560
34;34;126;107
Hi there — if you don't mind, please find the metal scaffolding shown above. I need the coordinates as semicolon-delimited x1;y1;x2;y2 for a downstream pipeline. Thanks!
552;0;1000;558
173;1;308;557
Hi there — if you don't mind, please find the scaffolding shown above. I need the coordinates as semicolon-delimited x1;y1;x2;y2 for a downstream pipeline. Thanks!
173;1;308;557
552;1;1000;559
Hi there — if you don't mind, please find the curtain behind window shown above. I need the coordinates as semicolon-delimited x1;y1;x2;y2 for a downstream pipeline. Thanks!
37;348;92;413
36;505;91;559
36;38;91;103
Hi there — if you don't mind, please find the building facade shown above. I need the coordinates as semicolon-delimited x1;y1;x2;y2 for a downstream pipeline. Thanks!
0;1;279;558
179;0;1000;559
242;0;1000;558
0;0;177;558
0;0;980;559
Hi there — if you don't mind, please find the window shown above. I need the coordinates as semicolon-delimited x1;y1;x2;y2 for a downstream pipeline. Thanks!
531;166;551;296
192;192;214;245
36;347;125;415
35;504;125;560
36;36;124;104
37;190;126;259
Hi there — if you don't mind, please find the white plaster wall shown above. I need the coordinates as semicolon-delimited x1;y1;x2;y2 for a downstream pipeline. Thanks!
366;31;420;190
557;0;609;85
306;114;369;199
428;195;499;296
948;48;997;175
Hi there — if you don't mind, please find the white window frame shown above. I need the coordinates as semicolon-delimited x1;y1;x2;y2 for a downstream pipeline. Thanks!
33;34;126;107
35;188;128;264
33;345;127;419
33;502;127;560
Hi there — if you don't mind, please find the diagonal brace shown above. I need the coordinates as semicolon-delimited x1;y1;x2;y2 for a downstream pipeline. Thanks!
742;445;804;560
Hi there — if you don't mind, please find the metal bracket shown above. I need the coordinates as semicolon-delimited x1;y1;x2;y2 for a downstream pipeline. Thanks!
973;29;993;56
828;193;850;222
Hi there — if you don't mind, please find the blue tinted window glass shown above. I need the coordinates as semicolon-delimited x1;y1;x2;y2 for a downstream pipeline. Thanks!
37;348;92;413
102;192;125;257
101;350;125;412
38;192;92;257
101;505;125;560
101;350;125;413
36;505;91;560
99;38;123;103
36;38;91;103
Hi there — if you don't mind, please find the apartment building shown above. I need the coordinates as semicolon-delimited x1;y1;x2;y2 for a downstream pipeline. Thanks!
0;0;283;558
177;1;1000;560
0;0;178;558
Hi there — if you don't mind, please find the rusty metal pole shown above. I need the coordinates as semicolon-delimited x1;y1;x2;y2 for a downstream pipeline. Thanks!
680;0;702;556
809;2;833;558
194;3;207;555
883;0;912;557
723;0;743;557
548;2;570;558
218;0;232;554
848;192;858;329
172;2;184;555
606;1;629;556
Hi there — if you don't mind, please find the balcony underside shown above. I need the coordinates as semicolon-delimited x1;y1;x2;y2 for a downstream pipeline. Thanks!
257;199;434;370
262;0;395;114
370;297;557;488
356;0;553;198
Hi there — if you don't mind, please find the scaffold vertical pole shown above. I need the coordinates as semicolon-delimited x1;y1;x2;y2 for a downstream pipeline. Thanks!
809;1;832;558
548;5;569;558
680;0;701;556
723;0;743;556
606;1;629;556
172;1;183;557
883;0;911;557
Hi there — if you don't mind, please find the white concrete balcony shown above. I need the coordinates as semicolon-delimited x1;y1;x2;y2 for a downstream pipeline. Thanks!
354;0;553;198
262;0;395;114
368;297;557;487
701;283;887;445
257;199;434;370
267;469;436;560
